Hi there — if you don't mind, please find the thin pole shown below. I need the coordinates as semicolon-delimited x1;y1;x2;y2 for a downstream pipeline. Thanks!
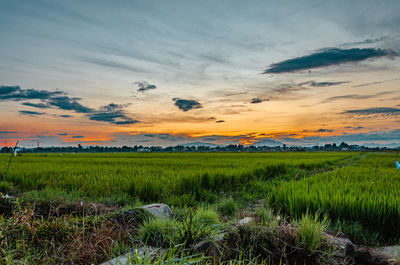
3;140;19;181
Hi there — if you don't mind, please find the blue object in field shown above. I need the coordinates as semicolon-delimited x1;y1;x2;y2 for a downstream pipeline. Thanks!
396;160;400;170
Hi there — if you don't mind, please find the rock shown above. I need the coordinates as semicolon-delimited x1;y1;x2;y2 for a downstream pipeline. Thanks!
324;233;355;258
346;245;400;265
378;246;400;262
237;217;254;226
141;204;173;219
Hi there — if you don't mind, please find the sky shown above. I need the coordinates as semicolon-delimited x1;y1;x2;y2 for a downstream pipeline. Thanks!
1;0;400;147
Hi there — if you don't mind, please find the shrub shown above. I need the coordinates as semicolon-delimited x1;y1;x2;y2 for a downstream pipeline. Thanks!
295;213;329;253
139;218;179;248
217;198;238;217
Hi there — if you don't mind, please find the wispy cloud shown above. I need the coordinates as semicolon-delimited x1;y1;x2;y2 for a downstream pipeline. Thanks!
77;56;145;72
264;48;396;73
172;98;202;111
322;91;394;103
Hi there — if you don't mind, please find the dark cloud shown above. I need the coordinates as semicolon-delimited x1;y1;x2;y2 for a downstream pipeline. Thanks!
0;85;64;101
263;48;395;73
87;103;139;125
250;98;263;104
133;81;157;92
0;85;92;113
22;102;51;108
299;81;349;87
1;85;138;125
345;126;363;130
216;120;225;123
316;129;333;132
0;131;17;134
172;98;202;111
47;96;93;113
19;110;46;116
343;107;400;115
72;135;84;138
58;133;68;136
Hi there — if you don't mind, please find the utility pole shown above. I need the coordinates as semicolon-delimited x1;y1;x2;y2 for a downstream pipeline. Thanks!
3;141;19;181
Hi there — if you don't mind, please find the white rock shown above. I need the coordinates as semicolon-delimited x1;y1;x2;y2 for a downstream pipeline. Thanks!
141;204;173;219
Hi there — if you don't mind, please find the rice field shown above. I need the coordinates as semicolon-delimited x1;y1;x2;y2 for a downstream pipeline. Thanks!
269;152;400;242
0;152;350;201
1;151;399;243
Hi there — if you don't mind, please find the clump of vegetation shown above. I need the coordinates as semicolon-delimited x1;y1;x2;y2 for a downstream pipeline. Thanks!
222;221;334;265
0;181;14;194
256;205;277;227
139;217;180;248
193;207;220;228
217;198;238;217
295;213;329;253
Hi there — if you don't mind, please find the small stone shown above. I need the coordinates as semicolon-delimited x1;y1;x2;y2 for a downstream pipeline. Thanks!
237;217;254;226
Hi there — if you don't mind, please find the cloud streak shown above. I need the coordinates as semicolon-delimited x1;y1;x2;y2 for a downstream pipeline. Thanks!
299;81;349;87
343;107;400;115
264;48;395;73
19;110;46;116
77;56;145;72
322;91;394;103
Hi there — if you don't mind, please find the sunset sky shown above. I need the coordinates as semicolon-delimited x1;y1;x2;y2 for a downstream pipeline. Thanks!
1;0;400;147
